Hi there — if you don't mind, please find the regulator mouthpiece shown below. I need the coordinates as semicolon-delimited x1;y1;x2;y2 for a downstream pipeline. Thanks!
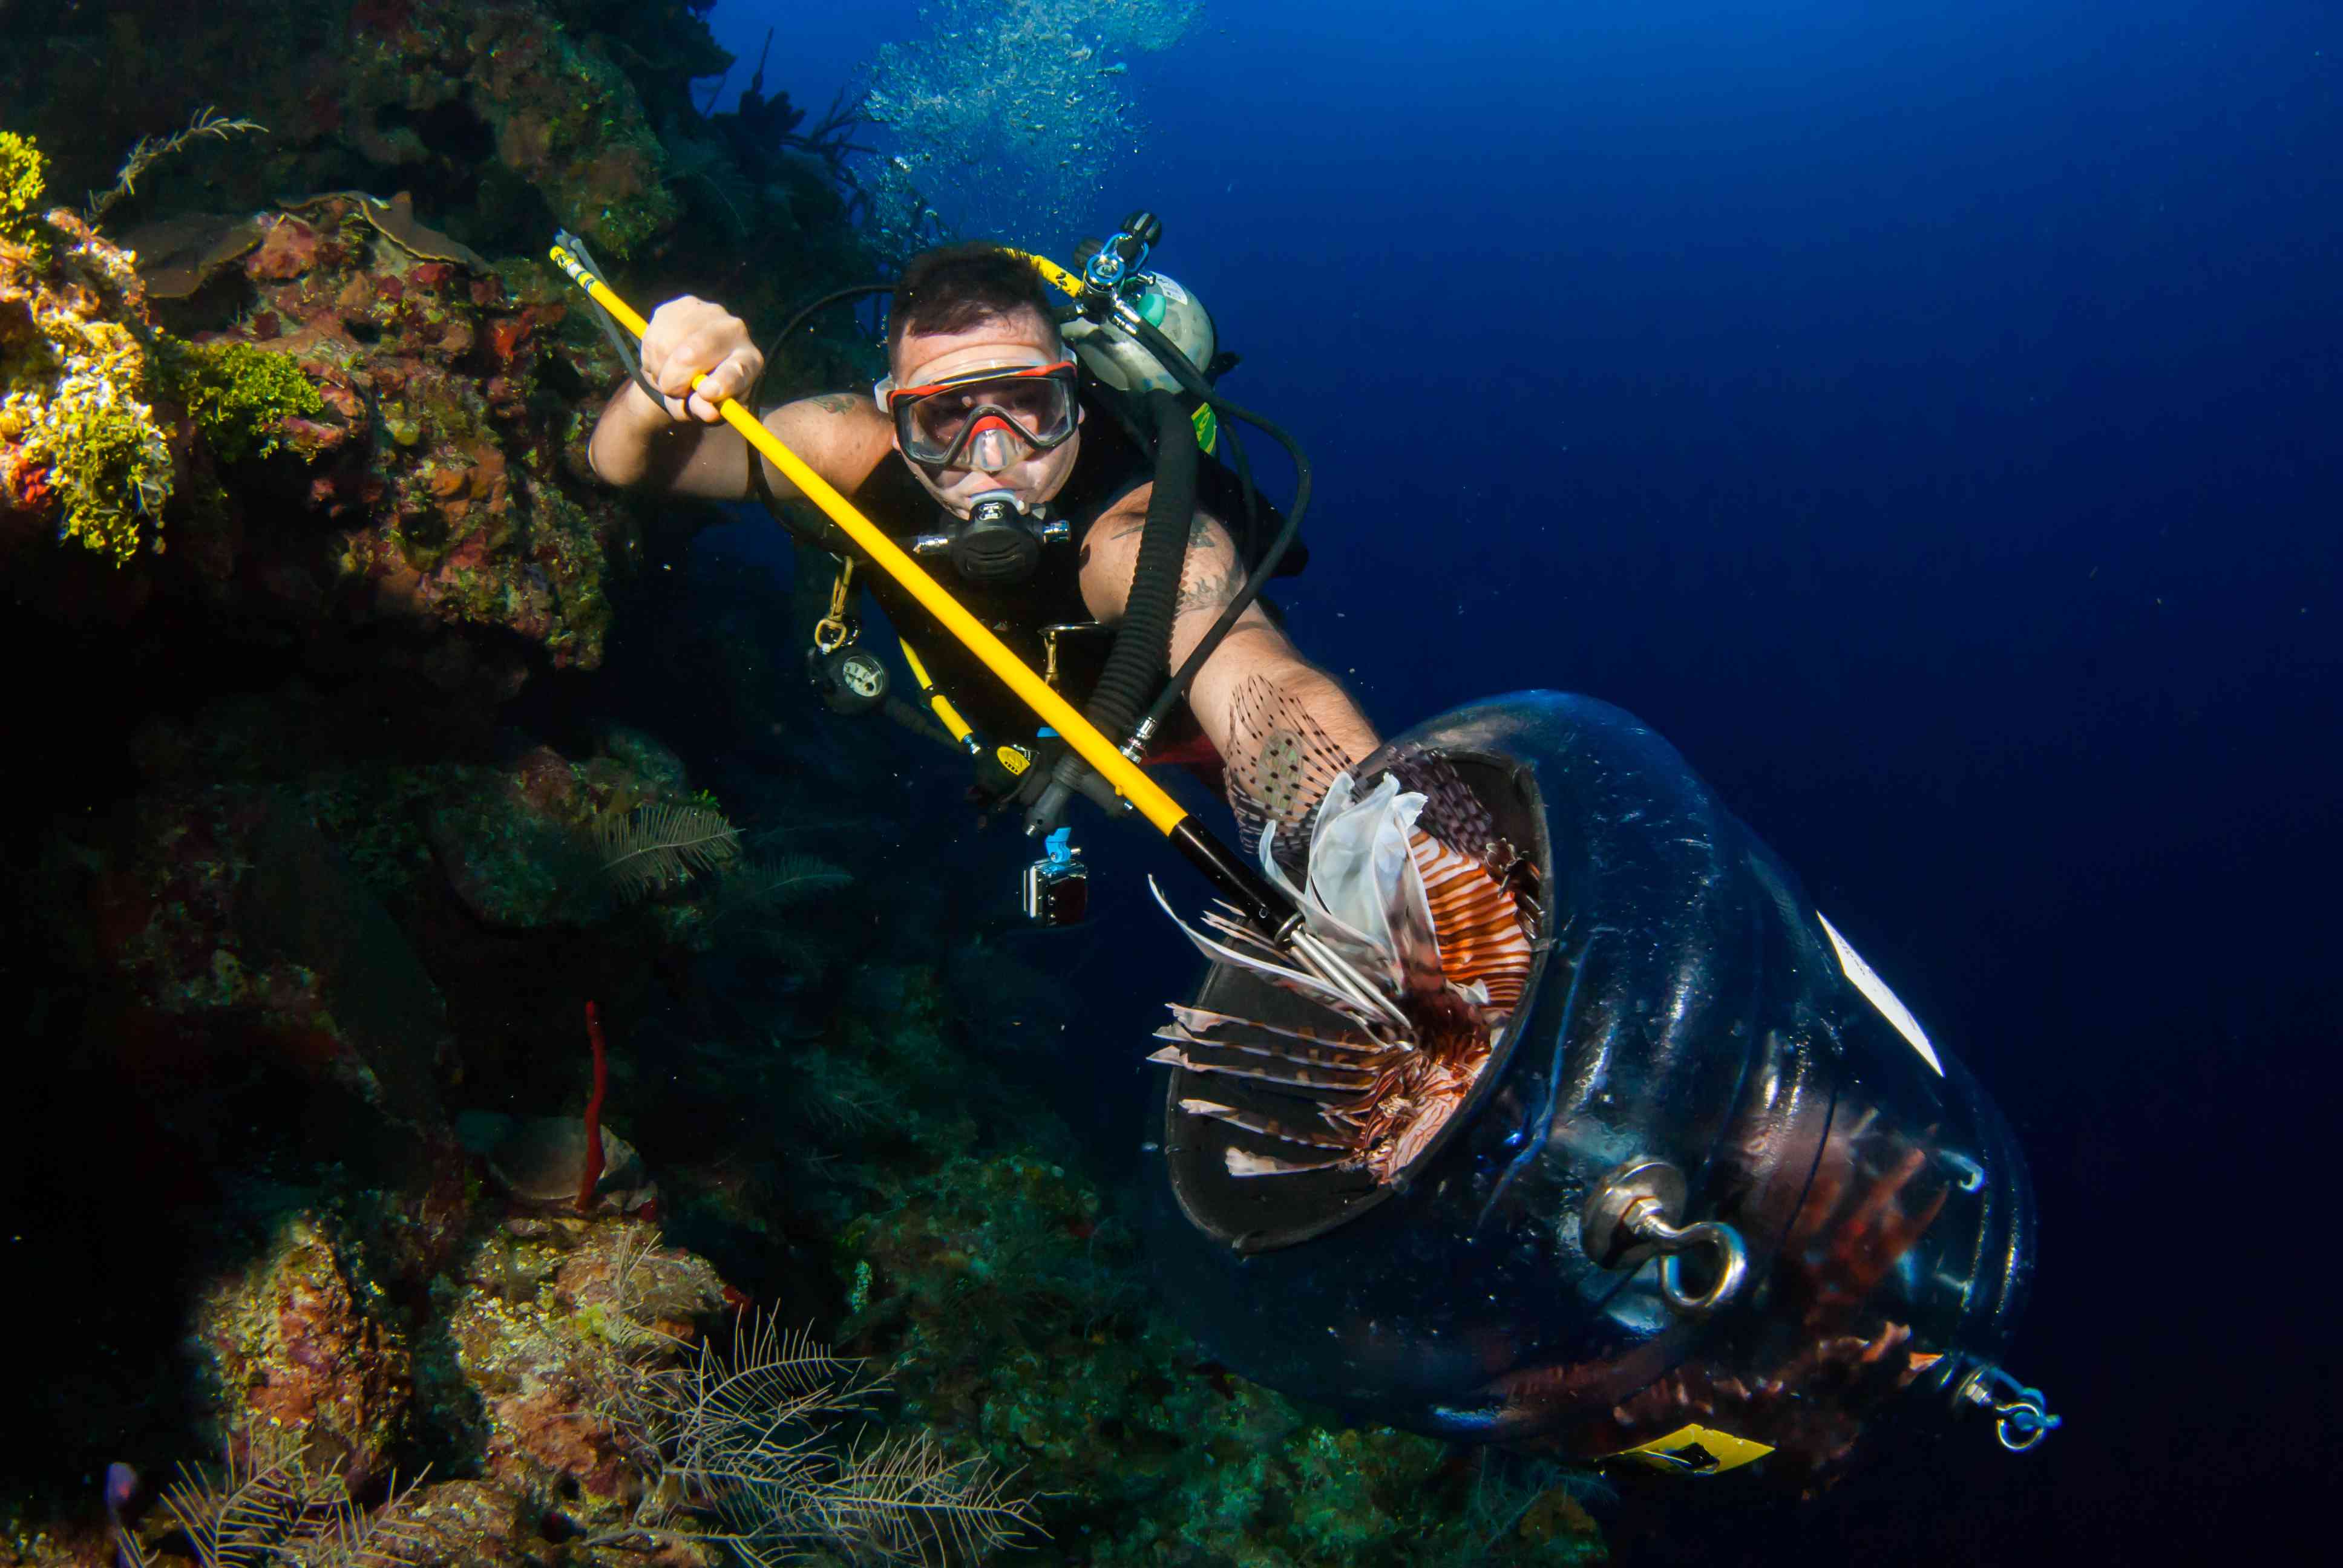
950;490;1043;583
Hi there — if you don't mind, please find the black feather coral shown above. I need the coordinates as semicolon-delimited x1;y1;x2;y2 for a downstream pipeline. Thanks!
139;1420;425;1568
597;802;743;900
708;852;853;926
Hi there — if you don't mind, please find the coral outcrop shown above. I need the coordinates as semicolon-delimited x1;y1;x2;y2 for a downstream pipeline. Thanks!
186;1212;417;1489
0;182;644;690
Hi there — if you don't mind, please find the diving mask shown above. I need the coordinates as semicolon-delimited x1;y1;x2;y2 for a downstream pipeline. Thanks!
877;359;1080;472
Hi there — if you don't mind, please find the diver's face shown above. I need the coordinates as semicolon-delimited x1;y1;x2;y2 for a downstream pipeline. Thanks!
891;309;1082;517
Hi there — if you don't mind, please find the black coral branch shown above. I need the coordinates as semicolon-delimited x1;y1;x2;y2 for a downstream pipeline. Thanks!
708;852;853;927
601;1309;1037;1566
598;802;742;900
151;1420;425;1568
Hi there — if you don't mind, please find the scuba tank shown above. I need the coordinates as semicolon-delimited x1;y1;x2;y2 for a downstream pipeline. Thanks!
1150;692;2055;1480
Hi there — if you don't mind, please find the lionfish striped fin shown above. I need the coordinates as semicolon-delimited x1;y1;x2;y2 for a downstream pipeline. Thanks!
1157;1020;1388;1076
1226;1147;1355;1178
1179;1098;1352;1150
1374;745;1499;860
1168;1005;1388;1056
1226;675;1360;875
1409;829;1534;1010
1148;1044;1371;1096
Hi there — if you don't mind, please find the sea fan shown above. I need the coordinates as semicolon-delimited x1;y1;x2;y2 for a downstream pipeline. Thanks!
597;802;743;901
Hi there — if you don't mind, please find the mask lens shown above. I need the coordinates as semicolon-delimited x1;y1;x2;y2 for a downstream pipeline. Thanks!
897;365;1075;466
992;377;1070;431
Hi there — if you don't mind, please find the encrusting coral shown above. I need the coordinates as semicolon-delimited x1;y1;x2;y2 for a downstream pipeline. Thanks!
0;132;182;564
1;129;48;249
1;310;175;564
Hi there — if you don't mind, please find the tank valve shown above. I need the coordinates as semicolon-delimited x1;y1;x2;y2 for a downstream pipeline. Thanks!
1578;1158;1750;1317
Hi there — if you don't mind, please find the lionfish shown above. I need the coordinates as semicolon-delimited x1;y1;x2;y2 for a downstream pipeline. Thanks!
1150;717;1536;1186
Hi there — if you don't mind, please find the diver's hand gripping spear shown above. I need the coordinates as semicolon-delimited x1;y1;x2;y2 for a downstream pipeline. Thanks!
548;235;1339;956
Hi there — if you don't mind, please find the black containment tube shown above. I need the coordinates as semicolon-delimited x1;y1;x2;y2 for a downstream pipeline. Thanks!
1151;693;2038;1478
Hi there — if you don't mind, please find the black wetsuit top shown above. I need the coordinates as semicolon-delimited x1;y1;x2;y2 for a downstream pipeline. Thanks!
825;387;1300;753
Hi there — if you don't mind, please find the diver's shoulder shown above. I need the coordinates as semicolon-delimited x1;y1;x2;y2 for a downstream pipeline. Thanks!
762;393;894;492
768;390;887;429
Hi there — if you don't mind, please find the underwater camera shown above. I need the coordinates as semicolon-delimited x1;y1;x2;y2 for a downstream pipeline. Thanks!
1023;826;1089;927
1149;693;2054;1483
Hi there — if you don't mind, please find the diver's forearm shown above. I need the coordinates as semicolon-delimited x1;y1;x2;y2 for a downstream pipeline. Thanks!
586;381;668;486
586;381;744;493
1191;624;1380;766
1258;655;1380;763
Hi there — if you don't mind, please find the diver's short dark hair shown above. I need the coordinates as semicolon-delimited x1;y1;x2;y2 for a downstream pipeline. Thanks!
888;243;1062;361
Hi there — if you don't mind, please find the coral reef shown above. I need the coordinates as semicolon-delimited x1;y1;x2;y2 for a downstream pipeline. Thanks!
2;1;876;309
186;1212;418;1488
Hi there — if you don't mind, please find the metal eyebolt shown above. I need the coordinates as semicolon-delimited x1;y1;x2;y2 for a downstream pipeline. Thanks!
1950;1361;2061;1452
1651;1215;1750;1317
1578;1158;1751;1319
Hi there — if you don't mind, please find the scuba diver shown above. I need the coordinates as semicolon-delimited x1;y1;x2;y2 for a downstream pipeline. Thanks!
585;240;1380;901
554;230;2057;1485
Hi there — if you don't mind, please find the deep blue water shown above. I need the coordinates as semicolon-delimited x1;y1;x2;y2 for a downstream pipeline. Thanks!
699;2;2339;1559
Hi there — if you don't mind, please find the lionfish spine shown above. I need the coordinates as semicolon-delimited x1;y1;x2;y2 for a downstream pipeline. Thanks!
1149;1041;1376;1095
1225;1147;1355;1178
1155;1024;1387;1078
1168;1005;1388;1056
1178;1099;1353;1150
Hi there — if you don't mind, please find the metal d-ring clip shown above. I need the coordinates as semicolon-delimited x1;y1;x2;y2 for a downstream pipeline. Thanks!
1578;1157;1751;1318
813;557;860;655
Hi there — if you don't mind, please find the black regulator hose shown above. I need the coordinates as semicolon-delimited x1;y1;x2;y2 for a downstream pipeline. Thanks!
1120;314;1313;748
1026;387;1200;832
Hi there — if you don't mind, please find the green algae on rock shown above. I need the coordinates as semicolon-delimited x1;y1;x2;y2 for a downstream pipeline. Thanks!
0;195;177;564
163;338;326;464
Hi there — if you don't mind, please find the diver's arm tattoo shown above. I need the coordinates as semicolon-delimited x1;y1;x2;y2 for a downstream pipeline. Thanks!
1177;560;1240;615
1175;523;1244;615
808;392;863;415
